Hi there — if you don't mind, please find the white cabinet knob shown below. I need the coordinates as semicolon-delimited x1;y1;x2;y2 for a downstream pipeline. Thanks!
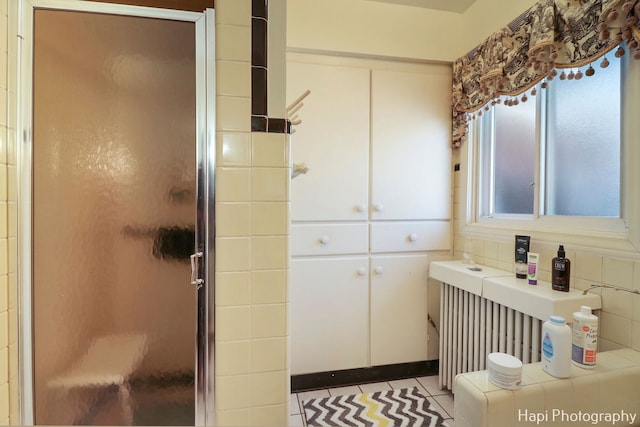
374;204;384;212
357;267;367;276
374;266;384;275
355;204;367;213
408;233;418;242
319;235;330;245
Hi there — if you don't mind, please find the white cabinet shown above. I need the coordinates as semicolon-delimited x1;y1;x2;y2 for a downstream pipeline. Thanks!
370;254;429;366
288;62;452;223
287;61;370;222
288;54;452;375
371;69;452;221
291;257;369;374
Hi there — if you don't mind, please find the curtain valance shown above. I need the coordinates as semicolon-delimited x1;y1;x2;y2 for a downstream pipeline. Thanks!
452;0;640;148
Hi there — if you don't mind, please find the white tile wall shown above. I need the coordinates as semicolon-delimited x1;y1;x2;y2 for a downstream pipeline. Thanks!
575;252;603;282
632;321;640;350
251;337;287;372
251;270;288;304
216;272;252;306
217;60;252;97
215;25;251;62
251;132;290;167
251;168;290;201
216;408;251;427
216;168;252;202
214;0;251;26
602;286;633;318
217;341;252;376
217;96;252;132
251;371;287;406
215;1;290;425
216;374;252;410
1;0;13;423
603;257;634;289
217;132;252;166
251;202;289;236
217;203;253;237
251;236;288;270
216;238;253;272
600;311;632;347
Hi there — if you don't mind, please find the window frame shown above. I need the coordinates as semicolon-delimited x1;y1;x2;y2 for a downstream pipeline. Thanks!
460;57;640;255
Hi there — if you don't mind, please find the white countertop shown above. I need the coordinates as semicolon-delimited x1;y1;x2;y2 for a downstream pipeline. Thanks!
429;260;512;296
482;275;601;321
429;260;602;321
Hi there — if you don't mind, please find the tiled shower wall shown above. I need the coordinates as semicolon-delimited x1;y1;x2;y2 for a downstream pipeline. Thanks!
2;0;16;424
0;0;290;425
215;1;290;426
452;149;640;356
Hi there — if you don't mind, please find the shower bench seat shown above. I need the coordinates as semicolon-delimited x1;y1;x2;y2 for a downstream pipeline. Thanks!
47;333;148;424
453;348;640;427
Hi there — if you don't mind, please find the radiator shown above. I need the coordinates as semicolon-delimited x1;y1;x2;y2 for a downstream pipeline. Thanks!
439;282;543;390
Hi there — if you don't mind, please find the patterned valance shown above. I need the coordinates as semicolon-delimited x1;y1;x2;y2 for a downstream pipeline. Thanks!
452;0;640;148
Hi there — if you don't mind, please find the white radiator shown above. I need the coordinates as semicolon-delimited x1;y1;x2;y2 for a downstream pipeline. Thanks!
439;282;542;390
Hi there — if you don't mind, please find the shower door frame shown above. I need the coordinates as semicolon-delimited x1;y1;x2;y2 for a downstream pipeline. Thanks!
17;1;216;425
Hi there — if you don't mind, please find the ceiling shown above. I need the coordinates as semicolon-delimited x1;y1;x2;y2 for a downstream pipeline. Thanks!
363;0;477;13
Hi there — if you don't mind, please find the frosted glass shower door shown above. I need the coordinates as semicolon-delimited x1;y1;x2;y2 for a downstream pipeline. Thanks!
30;8;204;426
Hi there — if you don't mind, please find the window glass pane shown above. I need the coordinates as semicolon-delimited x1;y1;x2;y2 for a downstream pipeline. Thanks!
492;97;536;214
545;60;621;217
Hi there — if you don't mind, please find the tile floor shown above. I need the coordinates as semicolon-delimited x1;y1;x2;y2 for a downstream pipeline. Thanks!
290;375;454;426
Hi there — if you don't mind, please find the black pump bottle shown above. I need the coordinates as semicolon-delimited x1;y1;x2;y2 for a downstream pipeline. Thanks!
552;245;571;292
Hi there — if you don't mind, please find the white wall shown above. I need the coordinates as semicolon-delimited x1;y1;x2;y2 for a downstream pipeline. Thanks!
287;0;539;62
459;0;538;56
287;0;463;62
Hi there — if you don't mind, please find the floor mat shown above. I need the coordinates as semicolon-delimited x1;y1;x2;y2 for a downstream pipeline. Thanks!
302;386;447;427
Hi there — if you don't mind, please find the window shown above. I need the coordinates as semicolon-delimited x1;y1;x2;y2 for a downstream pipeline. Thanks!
544;59;621;217
478;96;536;216
477;56;624;220
465;51;640;251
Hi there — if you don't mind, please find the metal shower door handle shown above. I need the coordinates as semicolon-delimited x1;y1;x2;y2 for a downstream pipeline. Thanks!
190;252;204;288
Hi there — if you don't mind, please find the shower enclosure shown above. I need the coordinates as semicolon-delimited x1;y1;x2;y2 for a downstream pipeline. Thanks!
19;1;214;425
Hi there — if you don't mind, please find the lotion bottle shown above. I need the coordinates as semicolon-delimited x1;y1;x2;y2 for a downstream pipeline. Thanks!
552;245;571;292
541;315;572;378
572;306;598;368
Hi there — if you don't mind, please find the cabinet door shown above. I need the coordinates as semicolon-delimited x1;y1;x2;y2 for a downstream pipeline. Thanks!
370;254;429;366
287;61;370;221
371;68;452;221
291;257;369;374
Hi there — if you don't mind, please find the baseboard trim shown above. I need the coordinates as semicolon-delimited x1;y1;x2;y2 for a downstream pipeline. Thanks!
291;360;439;392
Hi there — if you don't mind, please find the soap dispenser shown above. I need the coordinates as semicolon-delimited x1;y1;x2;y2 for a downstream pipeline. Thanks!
552;245;571;292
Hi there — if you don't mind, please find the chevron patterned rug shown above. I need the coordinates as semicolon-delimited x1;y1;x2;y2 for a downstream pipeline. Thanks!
302;386;447;427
